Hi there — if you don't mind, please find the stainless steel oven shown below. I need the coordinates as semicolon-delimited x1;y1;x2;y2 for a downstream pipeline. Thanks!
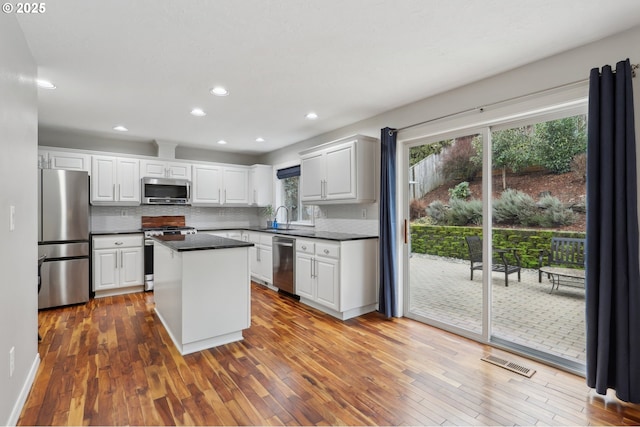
142;226;197;291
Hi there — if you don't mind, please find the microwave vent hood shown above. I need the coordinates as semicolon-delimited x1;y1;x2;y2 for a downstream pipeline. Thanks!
142;177;191;205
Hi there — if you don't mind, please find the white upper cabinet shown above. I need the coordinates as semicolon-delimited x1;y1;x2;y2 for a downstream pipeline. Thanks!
192;164;249;206
91;155;140;205
249;164;273;207
140;159;192;180
223;166;249;204
300;135;378;204
38;149;91;173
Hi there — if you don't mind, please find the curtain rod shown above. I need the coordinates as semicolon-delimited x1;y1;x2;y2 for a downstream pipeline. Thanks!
393;63;638;135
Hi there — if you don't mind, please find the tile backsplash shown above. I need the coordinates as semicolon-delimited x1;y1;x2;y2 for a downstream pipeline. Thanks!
314;203;379;235
90;205;262;232
91;203;380;236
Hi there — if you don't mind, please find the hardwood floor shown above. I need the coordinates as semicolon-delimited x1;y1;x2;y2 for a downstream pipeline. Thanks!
19;283;640;426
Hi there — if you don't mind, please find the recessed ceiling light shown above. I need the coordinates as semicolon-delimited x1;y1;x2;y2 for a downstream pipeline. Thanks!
256;137;265;142
190;108;206;117
305;112;318;120
210;86;229;96
36;79;56;89
113;125;128;132
217;140;227;145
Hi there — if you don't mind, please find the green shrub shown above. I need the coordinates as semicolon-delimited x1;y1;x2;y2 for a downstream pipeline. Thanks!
537;195;575;227
448;181;471;200
493;189;537;225
426;200;447;224
447;199;482;226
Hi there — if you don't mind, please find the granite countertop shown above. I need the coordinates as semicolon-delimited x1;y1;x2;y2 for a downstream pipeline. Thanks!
91;230;144;236
200;227;378;241
152;233;254;252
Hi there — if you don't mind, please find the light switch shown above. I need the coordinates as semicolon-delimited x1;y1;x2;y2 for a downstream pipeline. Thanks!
9;205;15;231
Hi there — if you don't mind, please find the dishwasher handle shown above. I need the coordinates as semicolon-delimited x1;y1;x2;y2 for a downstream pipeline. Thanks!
273;241;294;248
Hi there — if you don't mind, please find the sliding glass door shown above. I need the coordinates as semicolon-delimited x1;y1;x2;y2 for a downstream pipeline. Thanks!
403;108;587;371
406;131;485;338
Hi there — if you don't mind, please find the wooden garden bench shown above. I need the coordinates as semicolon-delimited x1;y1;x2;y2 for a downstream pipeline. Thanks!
465;236;521;287
538;237;586;293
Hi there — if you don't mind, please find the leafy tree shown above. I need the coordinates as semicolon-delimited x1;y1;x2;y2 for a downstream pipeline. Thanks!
473;127;538;190
534;116;587;173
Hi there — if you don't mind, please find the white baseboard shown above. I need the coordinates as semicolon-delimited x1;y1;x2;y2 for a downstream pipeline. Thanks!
6;352;40;426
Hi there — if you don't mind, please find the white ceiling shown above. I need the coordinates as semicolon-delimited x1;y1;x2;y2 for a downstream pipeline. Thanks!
16;0;640;155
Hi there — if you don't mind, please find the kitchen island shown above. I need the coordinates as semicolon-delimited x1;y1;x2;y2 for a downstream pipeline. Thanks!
152;234;254;355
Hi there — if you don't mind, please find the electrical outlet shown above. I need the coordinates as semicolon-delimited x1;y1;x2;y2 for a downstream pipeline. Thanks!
361;208;367;219
120;209;127;217
9;347;15;377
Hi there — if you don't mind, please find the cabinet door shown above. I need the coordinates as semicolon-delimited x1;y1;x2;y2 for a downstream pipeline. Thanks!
140;160;167;178
249;246;259;277
120;247;143;287
48;151;91;173
250;165;273;206
167;162;192;180
91;156;117;202
116;158;140;203
223;167;249;204
258;246;273;282
315;257;339;310
300;152;325;201
295;254;314;299
93;249;118;290
325;142;356;200
192;165;222;204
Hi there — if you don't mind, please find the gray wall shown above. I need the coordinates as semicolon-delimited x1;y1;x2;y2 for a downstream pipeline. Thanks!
0;15;39;426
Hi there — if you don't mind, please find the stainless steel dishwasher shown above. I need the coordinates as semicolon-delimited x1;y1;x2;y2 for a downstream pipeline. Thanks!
273;236;296;294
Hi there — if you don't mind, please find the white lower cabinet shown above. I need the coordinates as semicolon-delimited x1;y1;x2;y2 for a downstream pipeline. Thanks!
295;241;339;311
295;238;378;320
248;232;273;284
92;234;144;297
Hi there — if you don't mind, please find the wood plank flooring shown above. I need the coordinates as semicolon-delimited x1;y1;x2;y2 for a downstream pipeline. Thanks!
19;283;640;426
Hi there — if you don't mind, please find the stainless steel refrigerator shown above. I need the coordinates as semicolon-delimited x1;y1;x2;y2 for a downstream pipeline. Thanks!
38;169;90;309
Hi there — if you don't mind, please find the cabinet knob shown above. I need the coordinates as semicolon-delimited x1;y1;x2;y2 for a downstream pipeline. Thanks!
324;249;329;254
115;241;123;246
302;245;307;250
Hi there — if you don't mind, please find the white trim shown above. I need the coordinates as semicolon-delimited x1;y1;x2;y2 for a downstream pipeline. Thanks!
6;353;40;426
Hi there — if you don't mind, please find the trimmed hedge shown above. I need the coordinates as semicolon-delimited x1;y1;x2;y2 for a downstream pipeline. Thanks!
410;225;585;269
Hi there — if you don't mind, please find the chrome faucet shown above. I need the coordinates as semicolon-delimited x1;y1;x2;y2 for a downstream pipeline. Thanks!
273;205;290;229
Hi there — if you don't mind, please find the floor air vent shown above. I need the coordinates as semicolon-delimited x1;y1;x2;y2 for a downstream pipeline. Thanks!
481;355;536;378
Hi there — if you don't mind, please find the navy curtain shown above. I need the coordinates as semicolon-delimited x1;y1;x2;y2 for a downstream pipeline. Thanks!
379;127;398;317
586;58;640;403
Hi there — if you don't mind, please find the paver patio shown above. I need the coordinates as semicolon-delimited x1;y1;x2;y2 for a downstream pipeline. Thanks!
409;253;586;365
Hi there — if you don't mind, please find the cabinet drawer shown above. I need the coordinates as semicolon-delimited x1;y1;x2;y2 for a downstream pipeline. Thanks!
296;240;315;255
93;234;143;249
316;242;340;259
259;234;273;246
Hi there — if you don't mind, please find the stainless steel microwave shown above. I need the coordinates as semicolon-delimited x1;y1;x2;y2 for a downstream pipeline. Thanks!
141;177;191;205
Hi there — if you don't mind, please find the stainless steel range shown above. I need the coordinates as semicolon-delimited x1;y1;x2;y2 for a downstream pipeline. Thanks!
142;222;197;290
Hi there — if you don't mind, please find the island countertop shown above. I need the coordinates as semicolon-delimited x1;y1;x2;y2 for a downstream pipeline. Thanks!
153;233;254;252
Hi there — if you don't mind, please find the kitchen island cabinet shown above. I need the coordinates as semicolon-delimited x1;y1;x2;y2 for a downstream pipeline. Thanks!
153;234;253;355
